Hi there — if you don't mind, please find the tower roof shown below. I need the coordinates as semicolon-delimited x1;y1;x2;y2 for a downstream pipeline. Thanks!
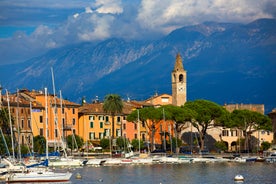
173;53;185;72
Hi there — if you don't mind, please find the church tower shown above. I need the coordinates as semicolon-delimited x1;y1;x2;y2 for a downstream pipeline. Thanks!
172;53;187;106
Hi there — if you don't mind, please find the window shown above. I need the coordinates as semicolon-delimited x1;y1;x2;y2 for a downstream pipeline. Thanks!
55;129;58;138
104;129;110;137
134;123;137;130
117;116;121;123
230;130;237;137
39;128;43;136
62;108;64;114
72;129;76;134
72;108;75;114
116;129;121;137
90;122;94;128
99;132;104;139
142;134;145;141
21;119;24;129
123;124;126;130
39;116;43;123
89;116;94;120
72;118;76;126
100;122;103;128
134;134;137;139
28;119;31;128
222;130;229;136
89;132;95;140
161;97;169;102
179;74;184;82
105;116;109;122
98;116;104;121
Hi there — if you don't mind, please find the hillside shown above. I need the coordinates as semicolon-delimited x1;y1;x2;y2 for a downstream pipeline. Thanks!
0;18;275;113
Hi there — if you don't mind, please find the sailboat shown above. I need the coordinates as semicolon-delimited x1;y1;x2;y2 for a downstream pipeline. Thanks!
48;89;83;167
5;88;72;183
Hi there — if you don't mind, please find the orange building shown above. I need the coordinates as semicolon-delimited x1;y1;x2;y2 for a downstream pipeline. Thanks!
18;89;80;148
1;89;44;151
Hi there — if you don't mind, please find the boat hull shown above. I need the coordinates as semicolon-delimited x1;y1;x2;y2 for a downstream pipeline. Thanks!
6;171;72;183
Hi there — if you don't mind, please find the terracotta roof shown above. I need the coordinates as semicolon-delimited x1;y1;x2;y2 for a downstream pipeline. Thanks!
79;101;142;115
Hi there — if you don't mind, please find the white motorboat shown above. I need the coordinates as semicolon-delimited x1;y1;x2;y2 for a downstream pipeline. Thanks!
232;156;257;163
103;158;122;166
178;156;193;163
86;158;106;166
132;158;153;165
265;152;276;163
160;156;179;163
6;169;72;183
48;157;84;167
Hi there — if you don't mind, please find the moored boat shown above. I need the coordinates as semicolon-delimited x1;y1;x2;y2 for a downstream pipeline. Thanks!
6;170;72;183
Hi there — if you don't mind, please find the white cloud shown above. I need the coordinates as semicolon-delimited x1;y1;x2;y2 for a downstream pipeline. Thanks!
137;0;275;34
94;0;123;14
73;13;79;18
77;14;115;41
85;7;93;14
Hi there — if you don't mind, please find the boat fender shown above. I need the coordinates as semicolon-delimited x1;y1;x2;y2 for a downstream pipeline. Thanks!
75;173;82;179
234;174;244;182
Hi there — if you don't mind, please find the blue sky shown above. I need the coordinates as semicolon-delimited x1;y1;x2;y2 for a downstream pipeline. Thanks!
0;0;275;65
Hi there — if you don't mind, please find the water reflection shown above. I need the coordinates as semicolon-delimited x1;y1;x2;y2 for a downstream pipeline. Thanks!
67;163;276;184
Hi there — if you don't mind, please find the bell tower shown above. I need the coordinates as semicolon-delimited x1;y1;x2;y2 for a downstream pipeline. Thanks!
172;53;187;106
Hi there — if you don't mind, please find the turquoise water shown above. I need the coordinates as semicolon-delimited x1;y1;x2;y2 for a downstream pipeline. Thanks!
69;162;276;184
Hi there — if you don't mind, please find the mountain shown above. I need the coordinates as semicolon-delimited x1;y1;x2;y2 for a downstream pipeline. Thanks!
0;18;275;113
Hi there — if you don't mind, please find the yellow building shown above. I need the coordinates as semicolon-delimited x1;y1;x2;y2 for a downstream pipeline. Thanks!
78;101;147;146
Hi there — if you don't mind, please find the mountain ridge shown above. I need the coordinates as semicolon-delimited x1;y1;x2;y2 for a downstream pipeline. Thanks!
0;18;275;113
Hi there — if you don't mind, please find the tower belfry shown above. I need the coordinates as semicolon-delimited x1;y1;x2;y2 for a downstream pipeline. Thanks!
171;53;187;106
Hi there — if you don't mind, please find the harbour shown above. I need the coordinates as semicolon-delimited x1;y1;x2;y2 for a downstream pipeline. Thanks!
68;162;276;184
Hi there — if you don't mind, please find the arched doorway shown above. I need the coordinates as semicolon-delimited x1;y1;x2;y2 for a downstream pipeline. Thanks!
231;141;237;152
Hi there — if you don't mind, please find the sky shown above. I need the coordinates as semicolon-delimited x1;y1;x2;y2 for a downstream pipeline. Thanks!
0;0;275;65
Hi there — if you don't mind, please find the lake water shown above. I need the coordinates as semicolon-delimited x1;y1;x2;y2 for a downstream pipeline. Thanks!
69;162;276;184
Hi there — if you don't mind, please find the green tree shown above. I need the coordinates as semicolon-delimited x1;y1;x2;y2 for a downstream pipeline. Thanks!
127;107;163;151
103;94;123;139
162;105;195;151
0;133;11;156
33;135;46;154
214;141;227;152
20;145;29;155
0;108;13;135
100;138;110;149
230;109;271;151
131;139;145;151
183;99;230;150
261;141;271;151
66;134;84;151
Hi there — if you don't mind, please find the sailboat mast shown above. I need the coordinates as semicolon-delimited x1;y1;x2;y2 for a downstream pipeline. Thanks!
16;89;21;162
163;108;166;152
29;101;34;155
45;88;49;160
51;67;57;151
6;89;15;161
137;109;140;154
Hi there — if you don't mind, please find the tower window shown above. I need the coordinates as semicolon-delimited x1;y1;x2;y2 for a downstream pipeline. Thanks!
179;74;184;82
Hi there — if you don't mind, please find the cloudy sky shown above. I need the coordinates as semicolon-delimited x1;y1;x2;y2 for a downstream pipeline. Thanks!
0;0;275;65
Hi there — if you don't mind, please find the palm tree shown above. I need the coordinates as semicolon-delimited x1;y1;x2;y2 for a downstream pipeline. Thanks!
103;94;123;139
